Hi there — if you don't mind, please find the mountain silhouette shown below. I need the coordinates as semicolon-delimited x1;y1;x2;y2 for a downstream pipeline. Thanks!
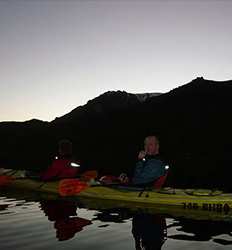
1;78;232;189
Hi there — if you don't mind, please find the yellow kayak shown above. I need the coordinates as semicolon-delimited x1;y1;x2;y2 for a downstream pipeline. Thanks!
1;170;232;221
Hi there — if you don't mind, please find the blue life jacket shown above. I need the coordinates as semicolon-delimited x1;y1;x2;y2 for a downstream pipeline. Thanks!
132;156;166;185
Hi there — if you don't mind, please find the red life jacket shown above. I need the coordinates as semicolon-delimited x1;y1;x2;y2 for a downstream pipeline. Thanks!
153;171;169;189
41;158;79;181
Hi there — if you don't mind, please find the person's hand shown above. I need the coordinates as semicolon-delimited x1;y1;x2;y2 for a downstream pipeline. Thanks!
138;150;146;160
118;173;129;184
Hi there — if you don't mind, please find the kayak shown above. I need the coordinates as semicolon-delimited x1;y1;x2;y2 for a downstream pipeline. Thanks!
1;171;232;221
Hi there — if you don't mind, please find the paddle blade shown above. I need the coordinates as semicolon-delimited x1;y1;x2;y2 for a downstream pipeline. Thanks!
0;175;14;187
59;179;88;197
80;170;98;181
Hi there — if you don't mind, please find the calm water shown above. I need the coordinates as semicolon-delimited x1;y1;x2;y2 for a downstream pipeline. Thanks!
1;193;232;250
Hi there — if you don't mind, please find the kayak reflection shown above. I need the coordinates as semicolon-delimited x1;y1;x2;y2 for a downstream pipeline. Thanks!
94;208;167;250
132;213;167;250
40;200;92;241
168;218;232;245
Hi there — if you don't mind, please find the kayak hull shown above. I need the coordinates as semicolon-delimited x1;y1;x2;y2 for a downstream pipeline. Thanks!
1;177;232;221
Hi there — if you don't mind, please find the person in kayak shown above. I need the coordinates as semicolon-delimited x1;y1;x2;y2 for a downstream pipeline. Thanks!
101;135;168;188
40;139;80;181
132;135;168;187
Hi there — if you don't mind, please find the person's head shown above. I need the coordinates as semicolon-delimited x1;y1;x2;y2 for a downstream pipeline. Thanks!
58;139;73;156
144;136;159;155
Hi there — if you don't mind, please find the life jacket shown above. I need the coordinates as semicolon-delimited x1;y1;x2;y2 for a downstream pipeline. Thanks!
153;171;169;189
132;156;166;185
41;157;80;181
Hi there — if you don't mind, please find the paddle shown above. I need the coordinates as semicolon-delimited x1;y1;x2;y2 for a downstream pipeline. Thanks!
59;179;89;196
58;170;98;196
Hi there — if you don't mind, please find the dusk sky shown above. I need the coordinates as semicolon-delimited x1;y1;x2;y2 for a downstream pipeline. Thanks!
1;0;232;122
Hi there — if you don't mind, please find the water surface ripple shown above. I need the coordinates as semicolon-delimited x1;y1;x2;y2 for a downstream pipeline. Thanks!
1;195;232;249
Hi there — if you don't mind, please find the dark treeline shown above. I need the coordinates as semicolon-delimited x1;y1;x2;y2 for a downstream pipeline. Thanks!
1;77;232;190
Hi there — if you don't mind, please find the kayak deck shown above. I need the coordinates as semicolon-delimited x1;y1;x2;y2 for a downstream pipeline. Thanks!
4;178;232;209
1;177;232;221
80;186;232;208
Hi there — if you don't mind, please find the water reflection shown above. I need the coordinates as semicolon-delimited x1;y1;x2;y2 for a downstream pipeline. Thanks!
93;207;232;248
93;207;131;223
168;218;232;245
2;193;232;248
39;200;92;241
93;208;167;249
132;213;167;250
0;204;9;210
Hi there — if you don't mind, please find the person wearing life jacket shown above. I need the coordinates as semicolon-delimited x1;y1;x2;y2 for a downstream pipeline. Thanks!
40;139;80;181
100;135;169;188
132;135;168;188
